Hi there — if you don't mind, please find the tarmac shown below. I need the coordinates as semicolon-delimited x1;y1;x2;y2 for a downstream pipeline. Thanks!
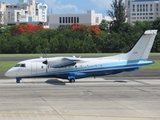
0;56;160;120
0;76;160;120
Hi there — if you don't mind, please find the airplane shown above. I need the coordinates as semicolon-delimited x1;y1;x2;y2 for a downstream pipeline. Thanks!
5;30;157;83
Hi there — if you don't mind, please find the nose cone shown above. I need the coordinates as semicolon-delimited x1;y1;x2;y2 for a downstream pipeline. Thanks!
5;70;12;77
5;71;8;77
5;68;17;77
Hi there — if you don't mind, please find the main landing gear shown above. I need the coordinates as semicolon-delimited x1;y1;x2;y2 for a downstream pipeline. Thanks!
69;78;75;83
68;74;75;83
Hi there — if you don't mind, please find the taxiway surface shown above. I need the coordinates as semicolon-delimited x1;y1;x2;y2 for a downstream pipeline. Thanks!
0;77;160;120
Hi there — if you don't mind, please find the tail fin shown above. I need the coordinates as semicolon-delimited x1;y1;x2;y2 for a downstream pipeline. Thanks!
127;30;157;61
103;30;157;61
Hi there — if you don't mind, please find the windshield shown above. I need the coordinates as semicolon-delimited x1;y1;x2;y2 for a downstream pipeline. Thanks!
14;64;26;67
14;64;20;67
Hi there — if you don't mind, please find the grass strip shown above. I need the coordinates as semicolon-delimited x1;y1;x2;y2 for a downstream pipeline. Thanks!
0;61;18;72
140;60;160;70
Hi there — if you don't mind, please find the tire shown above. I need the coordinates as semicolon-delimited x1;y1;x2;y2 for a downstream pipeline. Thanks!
16;80;20;83
69;79;75;83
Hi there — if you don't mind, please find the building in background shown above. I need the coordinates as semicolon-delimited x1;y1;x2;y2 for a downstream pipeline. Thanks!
1;1;113;28
125;0;160;24
48;10;112;29
0;1;8;24
0;0;48;25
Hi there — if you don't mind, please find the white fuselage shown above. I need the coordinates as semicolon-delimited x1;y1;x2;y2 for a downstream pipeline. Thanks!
5;56;153;79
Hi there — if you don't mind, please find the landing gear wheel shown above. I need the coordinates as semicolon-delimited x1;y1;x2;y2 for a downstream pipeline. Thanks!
16;77;22;83
69;79;75;83
16;80;20;83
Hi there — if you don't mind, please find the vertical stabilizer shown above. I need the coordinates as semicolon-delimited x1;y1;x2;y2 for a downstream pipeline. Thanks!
127;30;157;61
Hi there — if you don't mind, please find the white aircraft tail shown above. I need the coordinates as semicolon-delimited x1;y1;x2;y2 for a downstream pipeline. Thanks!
103;30;157;61
126;30;157;61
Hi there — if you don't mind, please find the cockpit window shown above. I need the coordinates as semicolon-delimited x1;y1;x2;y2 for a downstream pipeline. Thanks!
14;64;26;67
14;64;20;67
20;64;26;67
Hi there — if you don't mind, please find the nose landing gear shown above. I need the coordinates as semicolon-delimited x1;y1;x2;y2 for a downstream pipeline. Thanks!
16;77;22;83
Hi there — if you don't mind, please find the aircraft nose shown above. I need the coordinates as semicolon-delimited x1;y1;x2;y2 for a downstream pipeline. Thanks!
5;70;11;77
5;68;16;77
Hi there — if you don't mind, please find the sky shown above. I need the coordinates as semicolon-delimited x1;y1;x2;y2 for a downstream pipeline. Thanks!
6;0;113;16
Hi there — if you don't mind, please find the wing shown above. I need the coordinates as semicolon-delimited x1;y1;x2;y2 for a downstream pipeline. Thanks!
43;57;81;68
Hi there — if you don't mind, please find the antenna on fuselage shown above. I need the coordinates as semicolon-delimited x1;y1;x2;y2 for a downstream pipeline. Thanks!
42;49;48;58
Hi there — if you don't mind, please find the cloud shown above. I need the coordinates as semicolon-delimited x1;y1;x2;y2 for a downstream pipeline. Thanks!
43;0;80;14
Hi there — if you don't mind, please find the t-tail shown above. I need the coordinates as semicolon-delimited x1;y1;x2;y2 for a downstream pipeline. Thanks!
108;30;158;62
126;30;157;61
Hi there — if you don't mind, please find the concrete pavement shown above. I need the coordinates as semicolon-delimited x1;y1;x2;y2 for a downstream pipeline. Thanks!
0;77;160;120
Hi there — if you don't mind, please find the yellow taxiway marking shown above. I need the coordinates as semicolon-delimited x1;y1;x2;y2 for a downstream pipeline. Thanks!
0;112;159;119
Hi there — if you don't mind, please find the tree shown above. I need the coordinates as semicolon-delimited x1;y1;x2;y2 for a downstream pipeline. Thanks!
107;0;126;32
152;17;160;31
11;24;44;36
99;19;108;32
88;25;101;35
71;24;101;35
0;24;9;34
71;23;85;31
